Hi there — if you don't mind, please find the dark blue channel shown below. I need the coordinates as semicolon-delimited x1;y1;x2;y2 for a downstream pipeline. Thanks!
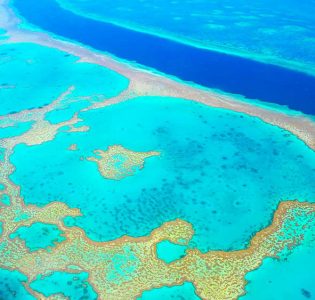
13;0;315;114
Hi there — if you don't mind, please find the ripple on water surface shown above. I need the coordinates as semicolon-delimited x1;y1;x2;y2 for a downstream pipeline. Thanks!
10;96;315;252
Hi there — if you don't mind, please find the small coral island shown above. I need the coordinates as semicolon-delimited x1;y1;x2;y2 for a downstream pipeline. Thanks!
87;145;160;180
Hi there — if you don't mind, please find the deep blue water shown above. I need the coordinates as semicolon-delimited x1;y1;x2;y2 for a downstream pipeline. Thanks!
13;0;315;115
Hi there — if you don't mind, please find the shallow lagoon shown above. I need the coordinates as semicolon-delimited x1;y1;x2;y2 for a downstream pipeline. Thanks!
9;222;65;252
241;244;315;299
139;282;200;300
30;271;97;299
0;42;128;116
0;269;35;300
156;240;187;263
10;96;315;252
2;4;315;297
0;121;34;139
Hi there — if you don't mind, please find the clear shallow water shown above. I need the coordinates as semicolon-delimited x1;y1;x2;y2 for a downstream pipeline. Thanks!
10;96;315;252
9;222;65;252
0;269;35;300
0;121;34;139
45;100;91;124
156;240;187;263
29;271;97;299
241;244;315;300
57;0;315;75
12;0;315;115
0;29;8;40
0;194;10;206
2;28;315;297
139;282;200;300
0;42;129;116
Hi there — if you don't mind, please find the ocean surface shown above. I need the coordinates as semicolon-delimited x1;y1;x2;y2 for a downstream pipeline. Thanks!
0;43;129;116
10;96;315;252
1;1;315;299
241;245;315;300
13;0;315;115
56;0;315;76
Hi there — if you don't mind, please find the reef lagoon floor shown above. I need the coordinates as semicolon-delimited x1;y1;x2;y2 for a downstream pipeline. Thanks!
0;0;315;299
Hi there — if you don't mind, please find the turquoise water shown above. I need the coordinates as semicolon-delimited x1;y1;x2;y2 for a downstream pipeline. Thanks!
0;121;34;139
45;100;90;124
3;4;315;297
0;194;10;206
241;244;315;299
0;269;35;300
0;42;129;116
13;0;315;114
0;29;8;40
9;222;65;252
0;147;5;161
57;0;315;75
10;96;315;252
139;282;200;300
30;271;97;299
156;240;187;263
241;212;315;299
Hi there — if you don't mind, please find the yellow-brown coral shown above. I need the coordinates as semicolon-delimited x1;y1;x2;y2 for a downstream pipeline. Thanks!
87;145;160;180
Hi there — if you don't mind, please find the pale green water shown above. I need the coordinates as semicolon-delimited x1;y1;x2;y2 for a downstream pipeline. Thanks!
105;245;140;284
0;147;5;161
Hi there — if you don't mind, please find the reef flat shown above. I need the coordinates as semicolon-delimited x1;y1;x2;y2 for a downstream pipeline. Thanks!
1;173;315;299
12;0;315;114
0;0;315;299
7;96;315;251
0;42;129;116
1;0;315;150
87;145;160;180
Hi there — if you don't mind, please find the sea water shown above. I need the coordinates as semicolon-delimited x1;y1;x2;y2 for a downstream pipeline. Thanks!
12;0;315;115
10;96;315;253
0;42;129;116
139;282;200;300
56;0;315;76
29;271;97;299
9;222;66;252
0;269;35;300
